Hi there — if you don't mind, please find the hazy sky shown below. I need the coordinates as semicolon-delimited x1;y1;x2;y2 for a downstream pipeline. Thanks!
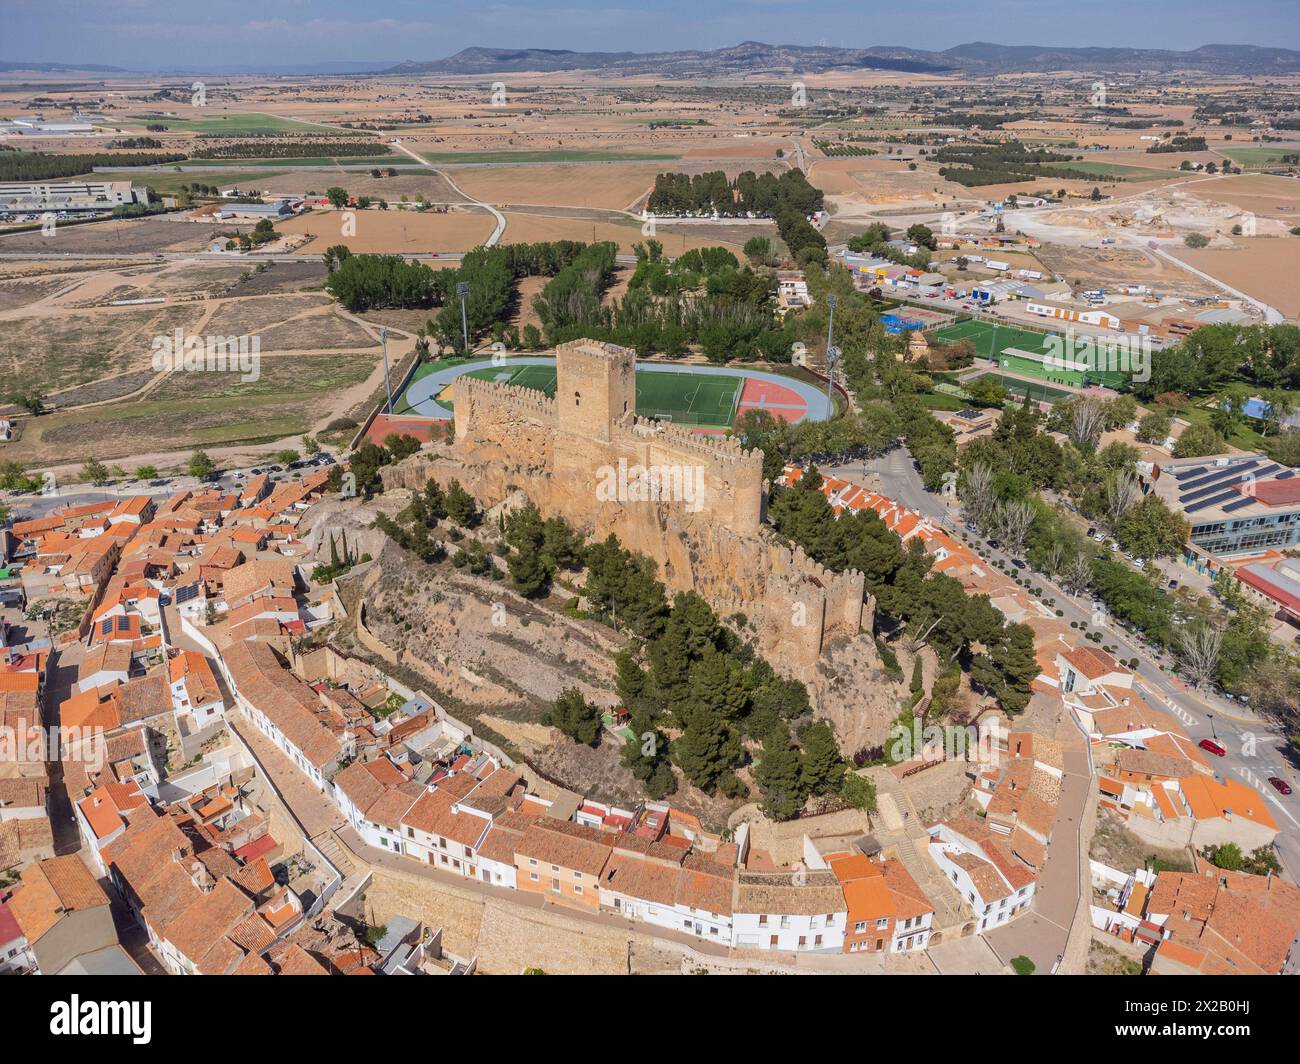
3;0;1298;70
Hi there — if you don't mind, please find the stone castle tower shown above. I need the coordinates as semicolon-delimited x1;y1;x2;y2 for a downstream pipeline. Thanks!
555;338;634;443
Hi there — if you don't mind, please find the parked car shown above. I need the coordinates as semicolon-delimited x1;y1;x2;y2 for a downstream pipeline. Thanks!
1011;558;1026;570
1198;738;1226;757
1268;777;1293;796
1167;580;1178;589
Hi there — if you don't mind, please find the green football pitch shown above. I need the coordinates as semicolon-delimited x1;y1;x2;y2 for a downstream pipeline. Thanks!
464;365;742;427
932;320;1055;359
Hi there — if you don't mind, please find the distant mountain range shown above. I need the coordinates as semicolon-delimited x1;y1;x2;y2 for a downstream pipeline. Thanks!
3;42;1298;79
0;59;400;76
0;60;126;73
385;41;1300;77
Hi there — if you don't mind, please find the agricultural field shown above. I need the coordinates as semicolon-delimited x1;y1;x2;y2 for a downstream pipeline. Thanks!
812;140;877;158
451;163;665;210
1171;240;1300;318
1039;161;1178;181
0;214;244;255
92;169;293;195
1220;146;1300;168
421;149;680;165
274;207;496;254
124;111;348;136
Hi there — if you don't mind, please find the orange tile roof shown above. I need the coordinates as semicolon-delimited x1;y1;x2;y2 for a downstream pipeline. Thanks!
79;780;149;842
7;855;109;943
1179;776;1278;830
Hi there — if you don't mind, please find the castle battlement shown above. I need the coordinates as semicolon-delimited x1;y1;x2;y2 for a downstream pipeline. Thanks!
457;374;558;421
778;537;865;592
555;338;635;366
626;414;757;466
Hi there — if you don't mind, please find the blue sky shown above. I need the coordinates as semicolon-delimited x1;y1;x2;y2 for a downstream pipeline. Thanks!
3;0;1298;70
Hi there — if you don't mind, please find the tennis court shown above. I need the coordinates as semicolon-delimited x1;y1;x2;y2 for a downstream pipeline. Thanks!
932;319;1055;359
462;364;741;427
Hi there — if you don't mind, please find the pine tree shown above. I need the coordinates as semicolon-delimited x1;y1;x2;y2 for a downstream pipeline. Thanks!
544;688;601;746
755;726;806;821
666;591;721;657
799;720;845;796
673;705;737;793
508;541;551;598
445;479;478;527
690;648;748;721
424;478;447;520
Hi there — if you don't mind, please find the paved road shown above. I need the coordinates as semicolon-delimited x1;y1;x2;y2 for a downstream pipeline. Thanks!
391;141;507;246
831;448;1300;883
984;746;1092;974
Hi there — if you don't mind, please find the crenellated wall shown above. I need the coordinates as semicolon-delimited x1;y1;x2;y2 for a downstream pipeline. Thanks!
453;375;556;470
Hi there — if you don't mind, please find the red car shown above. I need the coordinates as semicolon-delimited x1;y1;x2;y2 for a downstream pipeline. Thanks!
1198;738;1226;757
1269;777;1293;796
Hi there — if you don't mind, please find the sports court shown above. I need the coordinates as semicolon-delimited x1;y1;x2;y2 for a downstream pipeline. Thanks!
932;319;1055;359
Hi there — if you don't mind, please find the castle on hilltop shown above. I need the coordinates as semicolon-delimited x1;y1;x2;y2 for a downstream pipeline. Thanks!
417;339;870;677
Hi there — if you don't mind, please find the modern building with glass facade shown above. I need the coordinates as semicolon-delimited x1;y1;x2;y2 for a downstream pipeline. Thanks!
1144;452;1300;558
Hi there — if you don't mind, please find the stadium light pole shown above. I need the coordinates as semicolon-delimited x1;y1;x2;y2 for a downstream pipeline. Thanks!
824;293;839;406
457;281;470;354
380;326;392;413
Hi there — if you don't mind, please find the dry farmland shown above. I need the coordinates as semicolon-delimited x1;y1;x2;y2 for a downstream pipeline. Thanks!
275;207;496;254
1171;240;1300;318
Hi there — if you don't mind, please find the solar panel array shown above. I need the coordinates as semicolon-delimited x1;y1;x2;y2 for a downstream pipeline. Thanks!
1188;489;1242;513
1177;460;1284;514
174;583;199;604
1178;459;1259;495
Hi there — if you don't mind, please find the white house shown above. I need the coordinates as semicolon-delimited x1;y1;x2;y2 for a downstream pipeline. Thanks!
927;816;1036;933
731;870;846;952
